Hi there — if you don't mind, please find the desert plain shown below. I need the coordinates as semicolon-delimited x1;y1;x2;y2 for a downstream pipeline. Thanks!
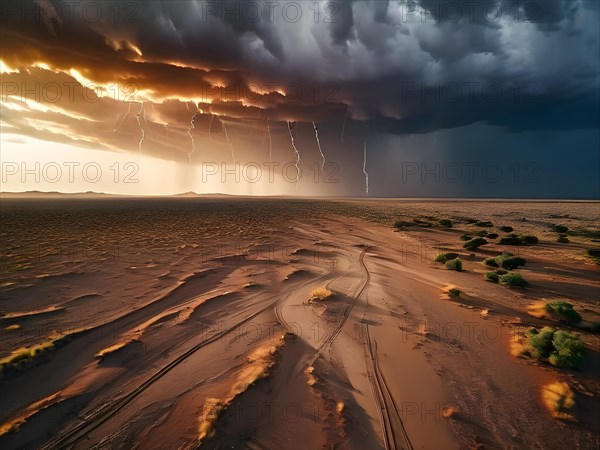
0;197;599;449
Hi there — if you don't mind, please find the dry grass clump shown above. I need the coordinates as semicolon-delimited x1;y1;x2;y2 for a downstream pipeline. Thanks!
309;287;334;301
95;340;135;358
542;382;575;420
441;405;458;418
0;332;82;380
0;392;61;437
440;284;460;300
197;337;285;443
305;365;318;386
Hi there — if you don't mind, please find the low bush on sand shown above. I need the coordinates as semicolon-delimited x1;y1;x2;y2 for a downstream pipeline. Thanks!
484;272;499;283
499;236;522;245
435;253;459;263
486;233;499;239
557;236;570;243
551;225;569;233
448;287;461;297
439;219;452;228
463;237;488;251
483;257;499;268
499;226;514;233
545;301;582;324
527;327;587;368
476;221;493;227
499;272;527;287
445;258;462;271
521;235;539;244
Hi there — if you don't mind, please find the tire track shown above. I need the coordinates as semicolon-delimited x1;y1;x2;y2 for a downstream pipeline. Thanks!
365;327;414;450
41;295;285;450
306;247;370;366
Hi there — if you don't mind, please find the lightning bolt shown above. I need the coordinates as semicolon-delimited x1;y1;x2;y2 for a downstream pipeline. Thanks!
363;140;369;197
188;110;198;163
136;102;145;152
341;105;348;143
266;117;272;162
113;101;131;134
312;122;326;178
222;119;236;164
288;121;301;188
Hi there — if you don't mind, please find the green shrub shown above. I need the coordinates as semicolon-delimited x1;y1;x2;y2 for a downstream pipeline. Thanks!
557;236;569;243
486;233;499;239
474;230;488;237
394;220;412;228
499;236;523;245
499;272;527;287
499;226;513;233
463;237;488;251
445;258;462;271
528;327;556;359
448;288;461;297
483;257;499;267
435;253;459;263
499;256;526;270
545;301;582;324
551;225;569;233
521;235;539;245
495;269;508;275
484;272;499;283
549;330;587;368
439;219;452;228
459;234;471;241
476;221;493;227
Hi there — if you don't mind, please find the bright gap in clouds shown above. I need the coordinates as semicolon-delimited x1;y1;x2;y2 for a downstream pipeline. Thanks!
0;134;299;196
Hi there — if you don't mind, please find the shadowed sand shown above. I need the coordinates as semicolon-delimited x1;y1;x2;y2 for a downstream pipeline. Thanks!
0;198;598;449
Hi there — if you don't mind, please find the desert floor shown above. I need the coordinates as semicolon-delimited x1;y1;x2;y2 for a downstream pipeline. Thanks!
0;198;599;449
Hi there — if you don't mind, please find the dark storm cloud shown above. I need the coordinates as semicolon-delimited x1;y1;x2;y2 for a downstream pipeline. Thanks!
1;0;598;156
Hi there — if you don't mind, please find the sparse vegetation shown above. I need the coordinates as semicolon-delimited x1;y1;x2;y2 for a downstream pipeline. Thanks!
499;226;513;233
527;327;587;368
445;258;462;271
435;252;459;263
459;234;471;241
393;220;412;229
499;235;523;245
448;287;461;297
484;272;499;283
497;255;526;270
495;269;508;275
499;272;527;287
557;235;569;243
551;225;569;233
545;301;582;324
0;333;81;380
476;221;493;227
474;230;488;237
483;257;499;268
486;233;499;239
463;237;488;251
439;219;452;228
521;235;539;244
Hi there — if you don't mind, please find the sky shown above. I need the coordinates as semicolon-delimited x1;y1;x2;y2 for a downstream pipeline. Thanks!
1;0;599;197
